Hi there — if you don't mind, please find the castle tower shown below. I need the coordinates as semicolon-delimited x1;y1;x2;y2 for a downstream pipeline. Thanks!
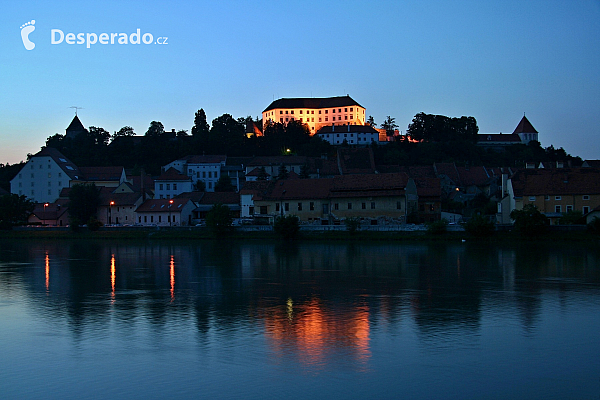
513;115;538;144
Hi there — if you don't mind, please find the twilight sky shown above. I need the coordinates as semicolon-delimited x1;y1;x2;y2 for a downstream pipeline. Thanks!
1;0;599;165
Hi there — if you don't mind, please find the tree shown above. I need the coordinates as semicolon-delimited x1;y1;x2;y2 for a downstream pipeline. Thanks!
0;194;34;229
193;180;206;192
114;126;135;138
145;121;165;137
510;204;548;236
205;203;233;236
68;183;100;229
214;174;234;192
407;113;478;143
427;219;448;234
559;210;583;225
192;109;210;137
366;116;376;127
277;164;289;180
299;164;310;179
462;214;495;237
257;166;269;181
344;217;361;235
176;129;189;138
381;116;398;137
210;113;245;155
273;215;300;240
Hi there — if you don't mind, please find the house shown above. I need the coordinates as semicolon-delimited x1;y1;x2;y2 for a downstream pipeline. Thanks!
71;166;127;187
477;115;539;149
245;156;308;180
163;155;227;192
193;192;241;220
27;202;69;226
316;124;384;146
135;198;196;227
10;147;81;203
262;95;366;134
98;186;147;226
154;168;193;199
337;148;376;175
239;181;273;218
506;168;600;224
222;157;252;191
251;173;417;225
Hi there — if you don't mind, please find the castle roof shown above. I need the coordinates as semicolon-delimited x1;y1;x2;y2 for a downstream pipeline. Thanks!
66;115;86;134
512;116;538;134
263;95;363;112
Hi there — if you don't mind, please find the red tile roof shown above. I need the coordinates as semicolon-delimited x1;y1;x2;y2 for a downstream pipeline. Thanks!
337;148;375;174
135;198;192;213
156;167;192;181
79;166;124;181
511;168;600;196
512;115;538;134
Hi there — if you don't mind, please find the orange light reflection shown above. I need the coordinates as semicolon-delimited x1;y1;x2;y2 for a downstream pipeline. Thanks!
45;252;50;291
170;255;175;301
110;254;116;301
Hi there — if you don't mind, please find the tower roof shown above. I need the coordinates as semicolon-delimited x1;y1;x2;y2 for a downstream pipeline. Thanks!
66;115;86;134
512;115;538;134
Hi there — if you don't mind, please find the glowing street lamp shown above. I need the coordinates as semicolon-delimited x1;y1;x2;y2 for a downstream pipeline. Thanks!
169;199;174;226
108;201;115;225
43;203;49;226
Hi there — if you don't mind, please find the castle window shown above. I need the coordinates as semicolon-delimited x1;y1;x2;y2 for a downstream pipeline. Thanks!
319;118;322;122
319;110;321;114
350;108;353;112
300;110;303;114
311;111;314;114
325;117;328;122
311;118;314;122
345;116;348;120
338;109;341;112
325;110;328;114
332;109;335;113
345;108;348;112
291;110;294;114
280;111;283;114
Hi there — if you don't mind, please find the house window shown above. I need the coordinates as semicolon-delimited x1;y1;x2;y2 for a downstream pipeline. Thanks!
396;202;402;210
555;205;562;213
298;202;302;211
583;195;590;200
310;202;315;211
566;205;573;212
173;183;177;190
362;202;366;210
260;206;267;214
48;190;51;195
583;206;590;214
284;203;289;212
48;182;51;187
334;203;339;210
58;173;61;177
276;203;280;212
371;202;375;209
529;196;536;201
189;169;193;174
545;195;549;201
208;182;212;189
144;216;147;222
166;184;170;190
208;171;212;178
203;172;206;178
348;203;352;210
249;206;254;215
555;196;562;201
151;216;154;223
159;184;164;190
159;216;162;222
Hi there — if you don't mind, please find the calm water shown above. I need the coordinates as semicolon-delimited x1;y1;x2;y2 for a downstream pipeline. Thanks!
1;239;599;400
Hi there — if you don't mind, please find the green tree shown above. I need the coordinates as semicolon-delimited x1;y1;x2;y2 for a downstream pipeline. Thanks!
381;116;398;137
407;113;478;143
257;166;269;181
68;183;100;229
273;215;300;240
0;194;34;229
277;164;289;180
205;203;233;236
344;217;361;235
559;210;583;225
510;204;548;236
113;126;135;138
427;219;448;234
145;121;165;137
462;214;495;237
214;174;234;192
299;164;310;179
366;116;376;127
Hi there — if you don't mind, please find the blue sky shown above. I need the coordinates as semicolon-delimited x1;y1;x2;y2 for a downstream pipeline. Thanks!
1;0;599;164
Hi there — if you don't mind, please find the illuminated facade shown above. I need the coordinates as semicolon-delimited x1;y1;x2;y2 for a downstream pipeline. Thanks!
262;95;366;134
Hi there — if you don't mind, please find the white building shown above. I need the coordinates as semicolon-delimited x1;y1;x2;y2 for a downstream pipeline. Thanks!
10;147;81;203
163;155;227;192
316;124;385;145
154;168;193;199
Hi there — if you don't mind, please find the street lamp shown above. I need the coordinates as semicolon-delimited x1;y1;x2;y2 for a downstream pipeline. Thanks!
169;199;174;226
109;201;115;225
43;203;49;226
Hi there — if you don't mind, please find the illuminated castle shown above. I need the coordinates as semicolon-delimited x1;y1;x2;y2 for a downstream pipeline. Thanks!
262;95;366;134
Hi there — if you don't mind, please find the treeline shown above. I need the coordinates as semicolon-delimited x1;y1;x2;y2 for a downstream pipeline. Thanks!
42;110;332;175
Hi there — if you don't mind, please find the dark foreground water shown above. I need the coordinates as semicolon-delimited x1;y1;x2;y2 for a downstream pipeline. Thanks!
1;239;599;400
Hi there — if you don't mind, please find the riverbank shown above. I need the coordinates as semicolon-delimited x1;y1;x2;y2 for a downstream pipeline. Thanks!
1;225;599;243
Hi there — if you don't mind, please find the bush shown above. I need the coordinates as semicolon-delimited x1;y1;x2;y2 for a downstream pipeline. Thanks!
510;204;548;236
206;203;233;236
344;217;361;235
273;215;300;240
427;219;448;234
559;210;584;225
588;216;600;234
462;214;495;237
87;217;102;231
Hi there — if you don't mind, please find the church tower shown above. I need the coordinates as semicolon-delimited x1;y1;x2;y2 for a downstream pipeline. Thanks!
513;115;538;144
65;115;87;139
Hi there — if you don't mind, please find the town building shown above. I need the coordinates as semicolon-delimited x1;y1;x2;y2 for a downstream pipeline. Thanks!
477;115;539;149
163;155;227;192
262;95;366;134
154;168;193;199
316;124;384;145
134;198;196;226
10;147;81;203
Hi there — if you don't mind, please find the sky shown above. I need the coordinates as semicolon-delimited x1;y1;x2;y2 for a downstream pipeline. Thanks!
1;0;599;165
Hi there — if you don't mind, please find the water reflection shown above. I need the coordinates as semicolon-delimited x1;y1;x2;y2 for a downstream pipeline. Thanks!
1;239;600;398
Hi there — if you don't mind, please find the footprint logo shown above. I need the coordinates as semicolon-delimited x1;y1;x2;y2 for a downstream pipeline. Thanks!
20;20;36;50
